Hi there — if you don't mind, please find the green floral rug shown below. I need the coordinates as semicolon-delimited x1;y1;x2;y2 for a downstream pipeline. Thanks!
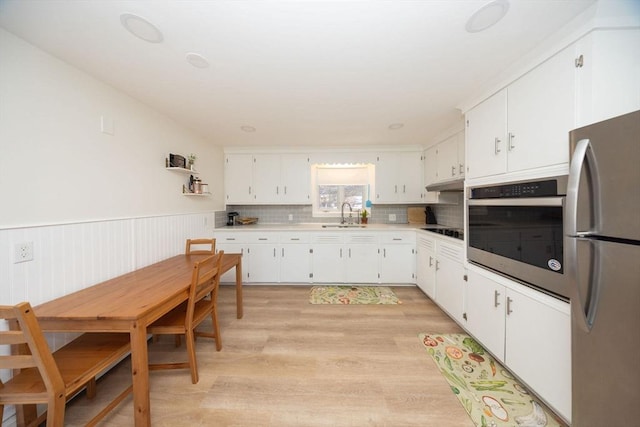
309;286;401;304
419;333;567;427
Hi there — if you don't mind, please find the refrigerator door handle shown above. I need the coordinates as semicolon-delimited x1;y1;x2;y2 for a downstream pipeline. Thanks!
567;237;602;332
567;138;602;237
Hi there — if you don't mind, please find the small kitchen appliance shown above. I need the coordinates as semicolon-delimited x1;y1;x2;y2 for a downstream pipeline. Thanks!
226;212;239;226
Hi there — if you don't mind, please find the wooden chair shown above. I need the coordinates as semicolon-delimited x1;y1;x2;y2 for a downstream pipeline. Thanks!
185;238;216;255
148;251;223;384
0;302;132;427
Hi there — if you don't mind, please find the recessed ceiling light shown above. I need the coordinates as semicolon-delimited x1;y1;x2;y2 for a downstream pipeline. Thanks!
465;0;510;33
388;123;404;130
241;125;256;133
186;53;210;69
120;13;163;43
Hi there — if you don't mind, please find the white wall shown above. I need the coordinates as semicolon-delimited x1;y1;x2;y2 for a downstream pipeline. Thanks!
0;28;227;425
0;28;225;228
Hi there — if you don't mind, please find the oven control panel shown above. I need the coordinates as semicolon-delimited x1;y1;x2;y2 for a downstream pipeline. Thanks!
471;179;560;199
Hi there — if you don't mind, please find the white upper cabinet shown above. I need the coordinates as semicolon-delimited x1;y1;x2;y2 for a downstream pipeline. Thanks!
253;153;310;204
226;153;310;205
434;131;465;183
375;151;423;203
465;89;508;179
225;153;254;204
506;44;575;173
466;44;576;179
575;28;640;127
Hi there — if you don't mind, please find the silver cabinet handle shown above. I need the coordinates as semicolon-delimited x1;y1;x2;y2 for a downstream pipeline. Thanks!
435;260;440;271
348;248;352;258
403;184;406;193
273;248;276;257
451;165;456;177
508;132;515;150
284;186;287;195
276;186;279;195
494;290;501;308
506;297;513;315
494;137;501;154
340;248;343;258
459;163;464;174
394;185;398;194
249;186;252;194
429;256;433;267
282;248;284;257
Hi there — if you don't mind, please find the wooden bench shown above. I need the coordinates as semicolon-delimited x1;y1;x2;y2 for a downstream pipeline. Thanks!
0;302;132;427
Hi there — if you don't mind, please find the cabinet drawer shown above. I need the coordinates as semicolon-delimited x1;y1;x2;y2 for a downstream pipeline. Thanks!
380;232;415;244
214;233;249;244
246;234;278;243
279;233;310;243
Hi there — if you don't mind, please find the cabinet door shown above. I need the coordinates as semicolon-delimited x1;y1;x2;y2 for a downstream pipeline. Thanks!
464;270;506;362
466;89;508;179
435;243;465;324
576;28;640;127
379;244;415;284
505;289;571;420
423;147;438;203
311;244;344;283
247;244;279;282
281;154;310;204
280;244;311;283
507;45;575;172
416;236;436;298
396;151;424;202
374;153;399;203
456;131;465;178
436;136;459;182
252;154;281;204
216;242;247;283
224;154;254;204
346;244;379;283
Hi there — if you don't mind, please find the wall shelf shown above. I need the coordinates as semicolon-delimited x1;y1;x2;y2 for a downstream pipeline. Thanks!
166;166;197;174
183;192;211;197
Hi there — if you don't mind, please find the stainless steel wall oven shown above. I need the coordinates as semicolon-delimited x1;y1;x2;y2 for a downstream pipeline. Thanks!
467;176;569;300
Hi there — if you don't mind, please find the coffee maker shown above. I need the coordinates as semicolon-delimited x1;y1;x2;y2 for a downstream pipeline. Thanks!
227;212;239;226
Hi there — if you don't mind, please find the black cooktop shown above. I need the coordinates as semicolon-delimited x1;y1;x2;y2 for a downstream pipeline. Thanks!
421;227;464;240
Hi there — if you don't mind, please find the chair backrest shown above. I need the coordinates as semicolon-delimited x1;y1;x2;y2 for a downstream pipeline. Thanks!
0;302;65;402
185;238;216;255
185;251;223;326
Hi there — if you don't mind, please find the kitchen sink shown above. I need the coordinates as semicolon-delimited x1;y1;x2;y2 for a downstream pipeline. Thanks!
321;224;367;228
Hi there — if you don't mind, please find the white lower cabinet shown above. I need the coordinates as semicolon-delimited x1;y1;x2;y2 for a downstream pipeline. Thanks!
434;241;465;324
279;233;312;283
215;233;249;283
311;233;379;283
416;235;436;298
464;268;571;422
379;232;415;284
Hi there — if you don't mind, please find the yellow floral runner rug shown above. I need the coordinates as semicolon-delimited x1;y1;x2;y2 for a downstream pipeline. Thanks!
419;333;567;427
309;286;401;304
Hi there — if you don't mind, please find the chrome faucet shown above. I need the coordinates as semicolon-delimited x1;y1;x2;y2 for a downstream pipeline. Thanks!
341;202;352;224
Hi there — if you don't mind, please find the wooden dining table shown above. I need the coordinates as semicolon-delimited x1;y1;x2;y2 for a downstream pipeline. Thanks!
32;252;243;427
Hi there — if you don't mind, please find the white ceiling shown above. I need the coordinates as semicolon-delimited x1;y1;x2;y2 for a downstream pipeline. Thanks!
0;0;597;147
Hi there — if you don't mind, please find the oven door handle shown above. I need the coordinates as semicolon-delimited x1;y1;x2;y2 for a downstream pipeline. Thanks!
468;197;564;206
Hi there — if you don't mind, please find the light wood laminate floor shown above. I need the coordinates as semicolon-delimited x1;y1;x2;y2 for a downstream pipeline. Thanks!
63;285;472;426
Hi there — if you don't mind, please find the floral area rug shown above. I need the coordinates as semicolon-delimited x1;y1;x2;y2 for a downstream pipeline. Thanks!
419;333;567;427
309;286;401;304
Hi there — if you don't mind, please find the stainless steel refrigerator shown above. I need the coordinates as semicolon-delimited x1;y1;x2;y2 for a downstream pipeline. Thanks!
566;110;640;426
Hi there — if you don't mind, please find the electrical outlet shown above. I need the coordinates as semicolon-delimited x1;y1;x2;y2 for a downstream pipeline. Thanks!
288;214;293;221
14;242;34;263
389;214;397;222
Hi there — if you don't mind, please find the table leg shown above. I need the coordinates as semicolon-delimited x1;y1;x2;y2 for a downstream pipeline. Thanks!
130;322;151;426
235;258;243;319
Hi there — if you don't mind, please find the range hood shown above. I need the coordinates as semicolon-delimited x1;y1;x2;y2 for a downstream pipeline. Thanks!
425;178;464;192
